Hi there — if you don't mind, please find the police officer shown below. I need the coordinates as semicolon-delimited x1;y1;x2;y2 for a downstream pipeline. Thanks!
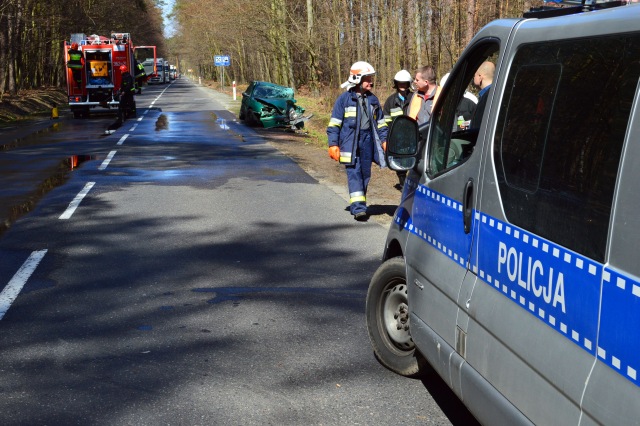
382;69;414;188
327;61;388;221
67;42;83;86
118;65;136;120
134;60;146;94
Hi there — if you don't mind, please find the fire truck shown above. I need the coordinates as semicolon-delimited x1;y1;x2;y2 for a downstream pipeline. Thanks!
64;33;138;118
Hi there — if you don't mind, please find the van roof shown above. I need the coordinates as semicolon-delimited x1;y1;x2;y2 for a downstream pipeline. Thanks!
524;0;629;18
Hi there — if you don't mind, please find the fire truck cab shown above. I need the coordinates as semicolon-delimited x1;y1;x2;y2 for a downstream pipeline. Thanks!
64;32;135;118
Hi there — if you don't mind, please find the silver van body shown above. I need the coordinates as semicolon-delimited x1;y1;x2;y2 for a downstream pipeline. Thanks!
368;4;640;425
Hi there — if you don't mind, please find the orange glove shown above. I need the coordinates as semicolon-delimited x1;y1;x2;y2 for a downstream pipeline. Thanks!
329;146;340;161
382;141;387;152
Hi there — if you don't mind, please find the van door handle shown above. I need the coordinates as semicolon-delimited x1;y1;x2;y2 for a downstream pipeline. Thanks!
463;178;473;234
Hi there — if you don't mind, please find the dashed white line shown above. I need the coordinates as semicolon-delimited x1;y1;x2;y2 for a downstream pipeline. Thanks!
0;250;48;320
128;124;138;132
99;150;117;170
59;182;95;220
117;134;129;145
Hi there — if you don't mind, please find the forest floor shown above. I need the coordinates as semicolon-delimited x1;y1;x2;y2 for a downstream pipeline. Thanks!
0;85;403;226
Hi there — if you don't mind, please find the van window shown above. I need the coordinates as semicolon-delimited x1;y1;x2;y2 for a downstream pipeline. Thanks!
429;42;499;176
494;35;640;261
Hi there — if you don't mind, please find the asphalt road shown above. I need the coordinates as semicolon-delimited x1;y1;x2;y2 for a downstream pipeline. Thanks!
0;79;478;425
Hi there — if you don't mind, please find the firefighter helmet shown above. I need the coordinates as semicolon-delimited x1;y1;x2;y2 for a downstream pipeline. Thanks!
120;65;128;73
347;61;376;85
71;42;78;50
393;70;412;88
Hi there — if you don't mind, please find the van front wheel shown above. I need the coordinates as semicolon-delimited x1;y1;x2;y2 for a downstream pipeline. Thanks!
366;257;427;377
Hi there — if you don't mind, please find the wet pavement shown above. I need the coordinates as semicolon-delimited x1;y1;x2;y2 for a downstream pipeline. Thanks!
0;82;242;236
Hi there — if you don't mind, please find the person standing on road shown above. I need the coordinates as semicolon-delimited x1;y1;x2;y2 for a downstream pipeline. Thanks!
327;61;388;221
134;60;147;95
409;65;438;125
118;65;136;121
382;69;414;189
67;42;84;87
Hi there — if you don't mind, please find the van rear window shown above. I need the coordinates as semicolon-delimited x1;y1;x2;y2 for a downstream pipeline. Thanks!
494;35;640;261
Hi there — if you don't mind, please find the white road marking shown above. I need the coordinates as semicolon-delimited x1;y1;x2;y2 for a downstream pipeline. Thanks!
59;182;95;220
0;250;48;320
99;150;117;170
117;134;129;145
128;124;138;132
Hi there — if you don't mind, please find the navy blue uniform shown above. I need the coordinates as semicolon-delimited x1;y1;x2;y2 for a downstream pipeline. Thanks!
327;89;388;215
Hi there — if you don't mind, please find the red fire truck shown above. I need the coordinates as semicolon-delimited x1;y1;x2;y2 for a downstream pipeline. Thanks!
64;33;136;118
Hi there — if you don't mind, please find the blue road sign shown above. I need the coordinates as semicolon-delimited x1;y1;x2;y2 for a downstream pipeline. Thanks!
214;55;230;67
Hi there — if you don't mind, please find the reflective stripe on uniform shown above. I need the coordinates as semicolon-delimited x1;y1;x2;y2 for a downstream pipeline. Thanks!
340;151;352;163
344;106;357;118
385;107;404;123
377;118;388;129
350;191;366;204
328;117;342;128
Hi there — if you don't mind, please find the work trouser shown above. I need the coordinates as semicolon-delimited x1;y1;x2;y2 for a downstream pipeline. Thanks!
118;93;136;120
68;66;82;86
345;130;374;215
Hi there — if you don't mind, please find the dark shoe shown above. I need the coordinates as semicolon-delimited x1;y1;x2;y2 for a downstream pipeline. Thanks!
354;212;368;221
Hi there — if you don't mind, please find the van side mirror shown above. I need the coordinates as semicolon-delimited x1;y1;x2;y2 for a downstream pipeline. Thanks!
386;115;419;170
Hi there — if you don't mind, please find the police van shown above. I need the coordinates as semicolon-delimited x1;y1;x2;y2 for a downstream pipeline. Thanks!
366;1;640;424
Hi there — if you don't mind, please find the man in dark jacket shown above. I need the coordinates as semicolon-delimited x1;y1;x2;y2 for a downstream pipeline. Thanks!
118;65;136;120
67;42;84;86
327;61;388;221
383;69;414;188
134;60;147;94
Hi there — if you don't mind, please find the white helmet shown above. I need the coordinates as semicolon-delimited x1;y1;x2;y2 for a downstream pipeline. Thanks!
347;61;375;85
440;72;451;87
393;70;412;84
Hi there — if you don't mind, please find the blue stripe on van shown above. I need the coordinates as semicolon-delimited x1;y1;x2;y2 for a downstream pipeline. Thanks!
599;268;640;385
393;184;639;387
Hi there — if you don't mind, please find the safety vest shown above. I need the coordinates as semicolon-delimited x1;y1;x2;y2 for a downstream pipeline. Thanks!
135;62;146;78
68;49;83;69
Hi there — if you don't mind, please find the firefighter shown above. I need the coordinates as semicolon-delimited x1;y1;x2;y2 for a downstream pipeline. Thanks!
134;60;146;94
118;65;136;120
382;70;414;189
327;61;388;221
67;42;84;87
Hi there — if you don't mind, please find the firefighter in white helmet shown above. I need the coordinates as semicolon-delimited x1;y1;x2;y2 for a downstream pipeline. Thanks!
382;69;414;188
327;61;388;221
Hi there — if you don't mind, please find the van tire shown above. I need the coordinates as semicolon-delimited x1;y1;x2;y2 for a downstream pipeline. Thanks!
366;256;428;378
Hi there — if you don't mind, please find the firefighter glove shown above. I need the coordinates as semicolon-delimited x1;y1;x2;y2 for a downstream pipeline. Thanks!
329;146;340;161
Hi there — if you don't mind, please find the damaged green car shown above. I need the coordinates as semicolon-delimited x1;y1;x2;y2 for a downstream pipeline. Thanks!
239;81;311;130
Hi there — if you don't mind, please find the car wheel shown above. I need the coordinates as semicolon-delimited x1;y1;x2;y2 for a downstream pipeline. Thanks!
366;256;429;377
239;108;245;120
